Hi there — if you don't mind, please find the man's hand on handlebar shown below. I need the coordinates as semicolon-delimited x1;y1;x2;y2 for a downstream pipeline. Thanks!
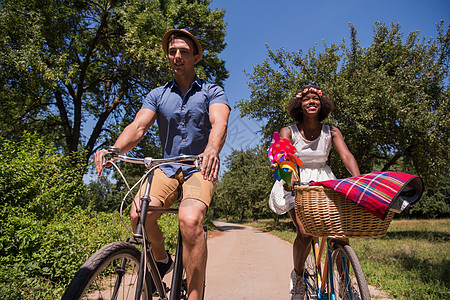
198;150;219;181
94;148;118;177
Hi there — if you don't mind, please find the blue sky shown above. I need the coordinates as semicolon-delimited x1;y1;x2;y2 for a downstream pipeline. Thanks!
210;0;450;158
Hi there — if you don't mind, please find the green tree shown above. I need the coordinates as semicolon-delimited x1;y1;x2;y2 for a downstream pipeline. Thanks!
214;146;274;221
0;0;228;165
238;22;449;188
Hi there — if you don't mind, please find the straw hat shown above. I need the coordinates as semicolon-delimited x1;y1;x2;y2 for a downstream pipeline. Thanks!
162;29;203;60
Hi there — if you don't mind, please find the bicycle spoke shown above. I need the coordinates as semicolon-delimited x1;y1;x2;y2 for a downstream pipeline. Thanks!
328;242;370;300
85;256;140;299
62;242;151;300
304;254;318;299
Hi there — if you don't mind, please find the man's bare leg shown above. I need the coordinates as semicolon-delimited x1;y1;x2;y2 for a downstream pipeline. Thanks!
178;198;208;300
130;196;167;260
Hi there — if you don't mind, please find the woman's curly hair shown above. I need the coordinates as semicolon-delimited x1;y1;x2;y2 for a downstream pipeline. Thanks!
287;85;335;123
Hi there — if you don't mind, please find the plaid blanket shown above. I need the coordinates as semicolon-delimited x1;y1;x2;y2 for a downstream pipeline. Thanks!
310;172;424;219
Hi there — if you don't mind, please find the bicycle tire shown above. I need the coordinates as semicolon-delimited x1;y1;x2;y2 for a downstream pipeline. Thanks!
328;241;371;300
61;241;151;300
304;254;318;299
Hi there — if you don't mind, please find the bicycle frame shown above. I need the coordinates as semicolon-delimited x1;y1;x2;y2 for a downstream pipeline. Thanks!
106;150;201;300
133;172;182;300
61;151;204;300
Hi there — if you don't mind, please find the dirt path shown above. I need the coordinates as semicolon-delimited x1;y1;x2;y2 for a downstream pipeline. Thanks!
205;221;293;299
204;221;394;300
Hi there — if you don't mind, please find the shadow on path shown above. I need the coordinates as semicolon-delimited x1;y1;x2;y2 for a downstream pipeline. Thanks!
214;224;246;232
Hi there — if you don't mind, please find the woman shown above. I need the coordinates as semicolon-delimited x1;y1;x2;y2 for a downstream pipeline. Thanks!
280;85;360;300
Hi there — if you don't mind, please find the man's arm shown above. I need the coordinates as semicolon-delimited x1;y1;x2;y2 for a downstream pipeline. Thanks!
94;108;157;177
199;103;230;181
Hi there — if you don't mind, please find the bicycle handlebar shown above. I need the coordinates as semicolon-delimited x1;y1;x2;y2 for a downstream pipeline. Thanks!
103;146;201;170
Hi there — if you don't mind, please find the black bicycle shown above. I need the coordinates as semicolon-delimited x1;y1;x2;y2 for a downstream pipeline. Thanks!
62;147;205;300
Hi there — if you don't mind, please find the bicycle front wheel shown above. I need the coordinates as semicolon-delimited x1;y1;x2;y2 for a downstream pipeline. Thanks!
62;241;151;300
328;241;370;300
304;254;319;299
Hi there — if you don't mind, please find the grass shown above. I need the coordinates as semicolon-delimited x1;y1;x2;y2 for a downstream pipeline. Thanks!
239;218;450;300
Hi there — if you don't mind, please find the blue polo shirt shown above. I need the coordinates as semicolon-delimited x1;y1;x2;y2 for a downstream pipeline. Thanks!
142;77;230;178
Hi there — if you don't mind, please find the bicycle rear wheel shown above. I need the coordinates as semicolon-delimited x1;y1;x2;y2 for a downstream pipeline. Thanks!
62;241;151;300
328;241;370;300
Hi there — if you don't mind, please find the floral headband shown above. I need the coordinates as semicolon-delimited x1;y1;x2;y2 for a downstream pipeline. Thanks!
295;87;323;98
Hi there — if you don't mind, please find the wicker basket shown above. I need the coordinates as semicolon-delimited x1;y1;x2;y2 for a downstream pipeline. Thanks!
294;185;394;238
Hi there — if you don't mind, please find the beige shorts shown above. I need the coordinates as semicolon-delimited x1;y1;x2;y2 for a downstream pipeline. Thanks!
139;168;216;207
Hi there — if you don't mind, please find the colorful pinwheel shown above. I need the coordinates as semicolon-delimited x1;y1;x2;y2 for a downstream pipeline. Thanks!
268;132;304;185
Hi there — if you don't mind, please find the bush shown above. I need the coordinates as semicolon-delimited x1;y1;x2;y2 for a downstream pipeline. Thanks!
0;133;83;220
0;207;130;299
0;134;86;299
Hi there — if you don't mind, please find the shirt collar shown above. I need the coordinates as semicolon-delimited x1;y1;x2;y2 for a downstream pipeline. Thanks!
166;76;202;91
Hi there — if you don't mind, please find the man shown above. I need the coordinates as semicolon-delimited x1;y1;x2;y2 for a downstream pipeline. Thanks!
94;28;230;300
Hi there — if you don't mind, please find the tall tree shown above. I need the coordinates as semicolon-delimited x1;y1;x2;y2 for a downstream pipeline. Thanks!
238;22;449;187
0;0;228;164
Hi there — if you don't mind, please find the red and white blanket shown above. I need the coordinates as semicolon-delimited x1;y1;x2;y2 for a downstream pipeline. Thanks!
310;172;424;219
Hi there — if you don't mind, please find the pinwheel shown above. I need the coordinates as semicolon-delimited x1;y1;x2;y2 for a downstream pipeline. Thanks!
268;132;304;185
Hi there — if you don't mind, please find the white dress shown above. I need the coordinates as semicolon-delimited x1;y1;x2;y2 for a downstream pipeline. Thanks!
289;124;336;182
269;124;337;215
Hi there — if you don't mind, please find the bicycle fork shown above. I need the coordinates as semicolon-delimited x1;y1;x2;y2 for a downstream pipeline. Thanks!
111;259;127;300
327;240;335;300
309;238;337;300
315;238;330;300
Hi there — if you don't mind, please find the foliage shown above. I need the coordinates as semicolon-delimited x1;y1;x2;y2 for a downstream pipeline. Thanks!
0;133;84;220
0;133;83;299
237;22;449;189
0;208;129;300
158;213;182;254
406;173;450;219
212;146;274;221
0;0;228;165
79;175;124;212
